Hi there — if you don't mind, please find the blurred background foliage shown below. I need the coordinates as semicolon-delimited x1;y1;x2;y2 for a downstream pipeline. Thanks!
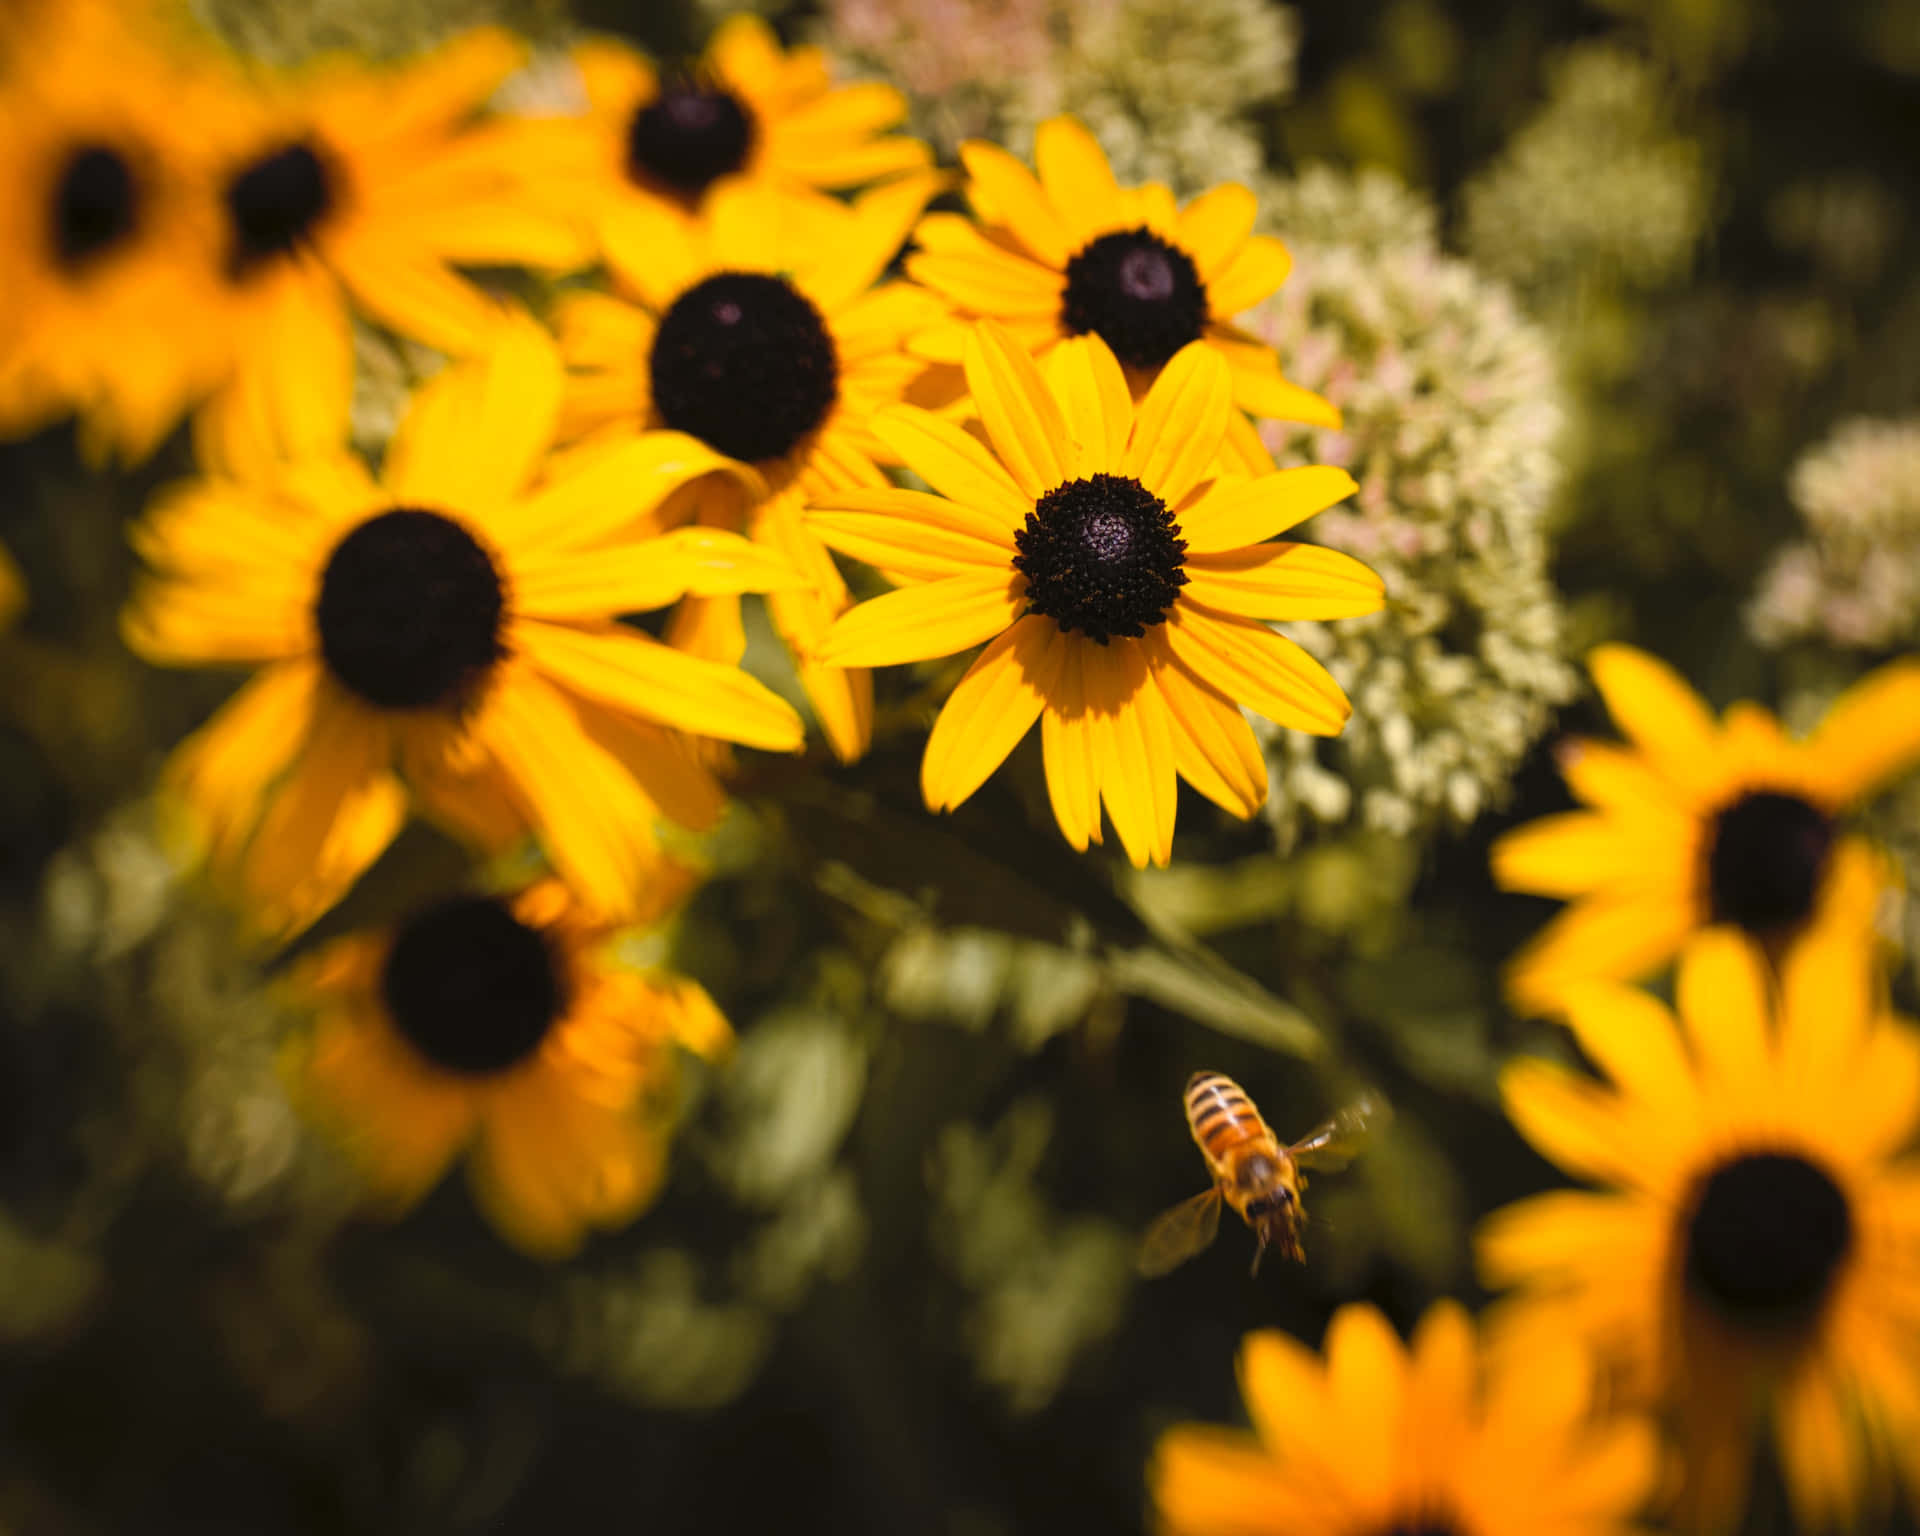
3;0;1920;1530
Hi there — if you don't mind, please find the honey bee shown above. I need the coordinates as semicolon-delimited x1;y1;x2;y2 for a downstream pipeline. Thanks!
1137;1072;1385;1277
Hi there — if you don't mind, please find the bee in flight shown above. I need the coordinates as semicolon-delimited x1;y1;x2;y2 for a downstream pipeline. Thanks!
1137;1072;1386;1277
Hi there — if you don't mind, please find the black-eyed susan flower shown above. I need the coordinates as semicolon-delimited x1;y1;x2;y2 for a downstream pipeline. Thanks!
1479;927;1920;1531
191;28;589;465
1152;1300;1658;1536
288;879;729;1258
553;175;943;761
0;3;233;460
125;316;806;938
806;321;1379;866
1492;644;1920;1015
905;115;1335;473
548;15;932;252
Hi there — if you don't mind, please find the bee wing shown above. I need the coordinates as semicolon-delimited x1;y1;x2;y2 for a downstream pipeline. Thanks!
1135;1189;1224;1277
1288;1090;1391;1173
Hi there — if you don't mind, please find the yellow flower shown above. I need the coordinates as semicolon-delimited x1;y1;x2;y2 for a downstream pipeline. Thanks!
554;175;943;762
552;15;932;251
1152;1300;1658;1536
905;116;1336;474
806;321;1380;866
288;879;730;1258
125;316;806;938
191;28;589;466
1480;927;1920;1531
1492;644;1920;1015
0;2;234;460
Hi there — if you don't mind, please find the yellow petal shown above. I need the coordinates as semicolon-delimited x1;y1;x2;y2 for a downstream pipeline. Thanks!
921;615;1063;811
1041;642;1100;851
1146;637;1267;817
1085;638;1177;867
1559;983;1699;1135
805;507;1012;579
1503;891;1697;1017
962;320;1071;498
1182;543;1383;621
1125;341;1234;509
1041;334;1132;478
1499;1058;1643;1188
815;569;1025;668
514;620;805;751
1585;644;1724;808
1032;115;1122;249
1178;466;1357;554
1204;235;1293;317
870;404;1034;531
1174;183;1257;281
1163;603;1350;735
1322;1304;1404;1518
510;527;805;619
1675;928;1776;1110
498;432;757;552
959;138;1072;268
1797;657;1920;807
1490;811;1665;898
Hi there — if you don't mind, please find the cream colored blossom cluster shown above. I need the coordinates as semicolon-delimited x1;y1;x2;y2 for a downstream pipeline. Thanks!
1461;42;1708;299
822;0;1297;192
1243;168;1575;844
1748;416;1920;652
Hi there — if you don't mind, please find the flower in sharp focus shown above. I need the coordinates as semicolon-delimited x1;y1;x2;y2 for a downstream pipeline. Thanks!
550;15;933;252
906;115;1336;474
0;2;234;460
191;27;589;465
1478;927;1920;1531
553;174;943;762
124;315;807;938
288;879;731;1258
807;321;1380;867
1491;644;1920;1015
1151;1300;1658;1536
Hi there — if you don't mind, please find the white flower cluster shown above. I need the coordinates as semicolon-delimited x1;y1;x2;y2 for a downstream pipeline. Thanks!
1461;42;1708;298
1748;416;1920;653
1245;167;1576;845
822;0;1297;193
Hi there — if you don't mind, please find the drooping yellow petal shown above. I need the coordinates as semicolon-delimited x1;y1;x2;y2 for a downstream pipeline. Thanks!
1083;638;1176;868
1125;341;1234;509
1178;466;1357;554
166;659;322;867
922;615;1064;811
1163;603;1350;735
962;320;1071;498
1182;543;1384;621
1041;642;1100;851
814;569;1025;668
1146;637;1268;817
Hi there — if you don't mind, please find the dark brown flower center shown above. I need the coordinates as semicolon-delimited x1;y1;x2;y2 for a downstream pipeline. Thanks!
315;508;505;711
1060;227;1208;370
1684;1151;1852;1332
649;271;839;463
1705;790;1833;933
224;139;335;277
1014;473;1187;644
626;81;755;198
381;895;567;1076
51;143;138;269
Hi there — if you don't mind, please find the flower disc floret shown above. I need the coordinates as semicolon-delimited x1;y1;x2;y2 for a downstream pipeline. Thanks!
1060;226;1208;370
224;139;336;277
315;507;505;711
52;143;138;268
1706;790;1833;933
1014;472;1187;644
626;82;756;197
382;894;566;1075
649;271;839;464
1685;1151;1853;1330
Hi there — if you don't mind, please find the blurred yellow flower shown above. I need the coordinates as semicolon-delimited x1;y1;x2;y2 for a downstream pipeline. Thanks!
554;174;942;763
546;16;933;252
1492;644;1920;1015
288;879;730;1259
1479;926;1920;1531
191;27;589;466
808;321;1377;866
0;2;234;460
124;316;806;937
906;115;1336;473
1151;1300;1658;1536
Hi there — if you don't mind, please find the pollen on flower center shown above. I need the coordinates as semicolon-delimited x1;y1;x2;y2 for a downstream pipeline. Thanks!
1013;473;1188;645
1060;227;1208;371
649;271;839;464
51;143;139;268
381;895;568;1076
1705;790;1833;933
1684;1151;1852;1331
626;81;756;197
224;140;335;277
315;507;505;711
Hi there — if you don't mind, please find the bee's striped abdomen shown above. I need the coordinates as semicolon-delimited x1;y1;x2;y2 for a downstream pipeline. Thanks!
1184;1071;1269;1162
